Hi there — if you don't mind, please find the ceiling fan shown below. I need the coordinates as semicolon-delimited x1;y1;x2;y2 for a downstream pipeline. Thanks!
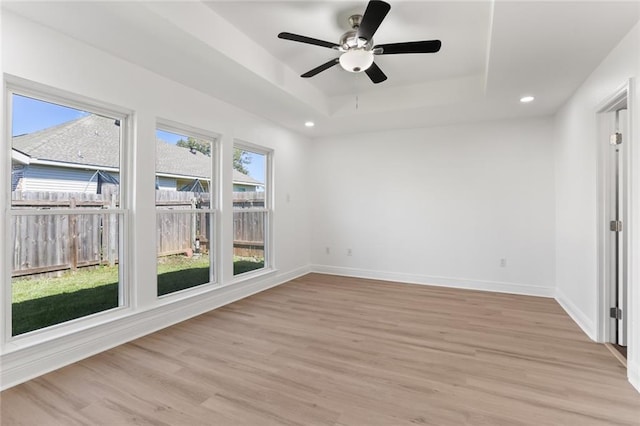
278;0;441;84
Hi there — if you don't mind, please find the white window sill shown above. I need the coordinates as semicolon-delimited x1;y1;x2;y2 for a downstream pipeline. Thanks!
230;267;277;286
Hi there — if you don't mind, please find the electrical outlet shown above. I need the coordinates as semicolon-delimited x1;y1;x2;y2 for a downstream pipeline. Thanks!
500;258;507;267
347;248;353;256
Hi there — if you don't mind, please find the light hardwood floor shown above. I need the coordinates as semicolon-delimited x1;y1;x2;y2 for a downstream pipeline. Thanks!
1;273;639;425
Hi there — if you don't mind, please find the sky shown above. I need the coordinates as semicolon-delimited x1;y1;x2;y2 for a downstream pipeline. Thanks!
12;94;88;136
12;94;265;182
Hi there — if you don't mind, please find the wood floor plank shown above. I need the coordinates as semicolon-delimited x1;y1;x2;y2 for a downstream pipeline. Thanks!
1;273;639;425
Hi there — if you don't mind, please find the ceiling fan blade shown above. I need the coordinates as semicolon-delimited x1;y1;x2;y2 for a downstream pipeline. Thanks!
374;40;442;55
278;32;339;49
365;62;387;84
357;0;391;42
301;58;340;78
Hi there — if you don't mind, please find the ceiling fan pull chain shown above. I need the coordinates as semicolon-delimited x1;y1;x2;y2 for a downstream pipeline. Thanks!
356;95;359;110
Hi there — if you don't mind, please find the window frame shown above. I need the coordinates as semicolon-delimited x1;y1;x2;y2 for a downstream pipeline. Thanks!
155;120;220;296
4;80;132;343
232;141;274;279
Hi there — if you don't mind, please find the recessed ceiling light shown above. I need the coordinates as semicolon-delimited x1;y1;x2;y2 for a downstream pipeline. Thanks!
305;121;315;127
520;96;535;103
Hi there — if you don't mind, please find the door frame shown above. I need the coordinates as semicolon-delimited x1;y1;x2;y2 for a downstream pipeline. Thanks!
596;81;631;345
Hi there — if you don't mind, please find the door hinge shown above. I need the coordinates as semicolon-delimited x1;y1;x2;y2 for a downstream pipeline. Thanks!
610;132;622;145
610;220;622;232
610;307;622;320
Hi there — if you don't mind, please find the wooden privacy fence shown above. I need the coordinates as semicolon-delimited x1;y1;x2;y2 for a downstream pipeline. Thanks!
233;210;265;258
156;191;211;257
11;189;266;277
233;191;265;258
11;188;119;277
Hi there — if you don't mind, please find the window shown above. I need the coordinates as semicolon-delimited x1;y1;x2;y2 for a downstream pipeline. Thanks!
233;144;270;276
8;91;127;336
156;126;217;295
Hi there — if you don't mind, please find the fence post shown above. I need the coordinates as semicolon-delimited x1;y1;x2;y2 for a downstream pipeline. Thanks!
69;198;78;271
191;197;196;252
108;192;117;266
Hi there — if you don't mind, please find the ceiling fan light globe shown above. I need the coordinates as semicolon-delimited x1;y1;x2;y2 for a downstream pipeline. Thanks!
339;49;374;73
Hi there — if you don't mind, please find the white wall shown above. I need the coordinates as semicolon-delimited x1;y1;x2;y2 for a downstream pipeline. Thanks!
310;118;556;297
0;11;311;388
554;20;640;391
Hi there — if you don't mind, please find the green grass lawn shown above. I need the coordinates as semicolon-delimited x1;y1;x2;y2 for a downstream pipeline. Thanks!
157;255;210;296
233;257;266;275
12;256;264;336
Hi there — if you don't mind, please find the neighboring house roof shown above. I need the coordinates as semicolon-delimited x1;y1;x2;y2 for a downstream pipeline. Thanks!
13;114;120;169
12;114;263;187
233;169;262;187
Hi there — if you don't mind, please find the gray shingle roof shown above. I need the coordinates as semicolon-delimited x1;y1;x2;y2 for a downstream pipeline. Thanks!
13;114;120;169
12;114;262;186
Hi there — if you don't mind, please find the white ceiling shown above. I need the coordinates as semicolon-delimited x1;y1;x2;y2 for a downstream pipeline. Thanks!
209;1;492;97
3;1;640;137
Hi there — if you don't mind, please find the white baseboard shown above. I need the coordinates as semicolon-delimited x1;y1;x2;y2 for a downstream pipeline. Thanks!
310;264;555;298
554;287;597;341
0;265;310;391
629;360;640;393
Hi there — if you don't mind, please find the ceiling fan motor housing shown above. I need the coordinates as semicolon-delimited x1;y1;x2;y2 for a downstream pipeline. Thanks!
339;31;372;51
340;15;373;50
